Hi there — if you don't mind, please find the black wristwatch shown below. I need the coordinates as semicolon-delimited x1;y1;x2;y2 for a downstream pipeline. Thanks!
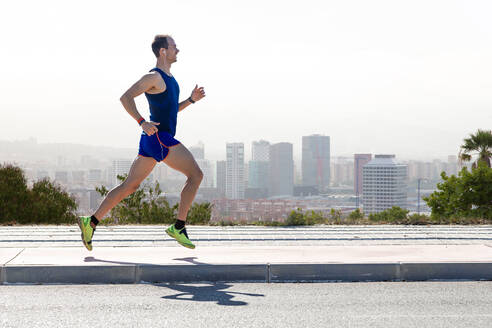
188;97;195;104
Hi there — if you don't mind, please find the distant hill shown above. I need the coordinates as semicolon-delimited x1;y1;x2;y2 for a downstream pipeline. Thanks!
0;138;135;164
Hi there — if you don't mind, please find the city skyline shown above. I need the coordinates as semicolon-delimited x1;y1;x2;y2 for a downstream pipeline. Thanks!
0;135;467;164
5;136;461;215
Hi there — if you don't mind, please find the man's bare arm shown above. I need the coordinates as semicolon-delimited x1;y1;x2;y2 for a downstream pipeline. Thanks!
120;73;162;135
178;84;206;112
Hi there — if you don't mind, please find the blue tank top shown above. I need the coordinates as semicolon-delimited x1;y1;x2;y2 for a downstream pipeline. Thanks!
144;67;180;136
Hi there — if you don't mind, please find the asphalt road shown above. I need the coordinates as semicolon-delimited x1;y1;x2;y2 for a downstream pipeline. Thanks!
1;281;491;328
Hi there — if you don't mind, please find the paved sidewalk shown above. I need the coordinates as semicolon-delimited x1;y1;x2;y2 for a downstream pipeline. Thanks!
1;225;492;247
1;225;492;284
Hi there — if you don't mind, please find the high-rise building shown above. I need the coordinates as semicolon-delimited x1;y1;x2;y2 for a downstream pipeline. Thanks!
362;155;407;214
111;159;132;186
216;160;226;198
248;161;269;189
331;163;351;185
269;142;294;197
189;141;205;160
252;140;270;162
354;154;372;206
244;162;249;189
302;134;330;192
226;143;244;199
248;140;270;197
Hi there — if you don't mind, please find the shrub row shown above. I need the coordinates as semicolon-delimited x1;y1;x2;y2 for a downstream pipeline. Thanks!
211;206;492;227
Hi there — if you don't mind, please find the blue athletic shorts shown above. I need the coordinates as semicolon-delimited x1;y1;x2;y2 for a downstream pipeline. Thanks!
138;131;181;162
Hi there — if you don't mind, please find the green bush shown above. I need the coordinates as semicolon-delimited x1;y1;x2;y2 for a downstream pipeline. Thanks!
329;208;342;224
186;202;213;225
97;174;212;225
348;208;364;220
0;164;77;224
0;164;30;223
304;210;325;225
368;206;409;223
404;213;431;225
29;179;77;224
285;208;306;226
424;164;492;220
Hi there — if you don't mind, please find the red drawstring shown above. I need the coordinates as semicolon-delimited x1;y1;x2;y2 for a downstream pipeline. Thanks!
156;133;169;148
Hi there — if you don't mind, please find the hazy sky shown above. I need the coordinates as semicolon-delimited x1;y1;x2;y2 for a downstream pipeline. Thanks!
1;0;491;161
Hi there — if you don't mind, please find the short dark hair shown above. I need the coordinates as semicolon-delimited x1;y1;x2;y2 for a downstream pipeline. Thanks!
152;35;171;58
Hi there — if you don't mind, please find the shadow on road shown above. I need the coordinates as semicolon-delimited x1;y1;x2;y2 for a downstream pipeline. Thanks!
157;282;264;306
172;256;207;265
84;256;265;306
84;256;149;266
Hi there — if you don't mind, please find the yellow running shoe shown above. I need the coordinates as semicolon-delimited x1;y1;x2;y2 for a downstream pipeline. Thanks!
77;216;95;251
165;224;195;249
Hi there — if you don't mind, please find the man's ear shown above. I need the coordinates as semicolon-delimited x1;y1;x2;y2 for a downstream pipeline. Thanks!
160;48;167;57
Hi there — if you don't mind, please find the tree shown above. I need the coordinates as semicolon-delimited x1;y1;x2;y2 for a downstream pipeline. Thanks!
0;164;30;223
0;164;77;224
29;179;77;224
424;164;492;219
459;129;492;168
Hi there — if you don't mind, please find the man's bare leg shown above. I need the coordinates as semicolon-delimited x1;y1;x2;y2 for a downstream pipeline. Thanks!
93;156;157;224
163;143;203;222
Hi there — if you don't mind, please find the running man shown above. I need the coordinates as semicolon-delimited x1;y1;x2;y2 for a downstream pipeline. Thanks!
77;35;205;250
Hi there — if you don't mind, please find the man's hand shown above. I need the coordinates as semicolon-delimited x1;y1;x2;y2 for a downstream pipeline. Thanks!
141;121;160;136
190;85;206;102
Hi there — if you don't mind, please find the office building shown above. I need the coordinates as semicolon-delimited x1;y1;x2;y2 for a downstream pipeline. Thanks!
354;154;372;207
252;140;270;162
302;134;330;192
226;143;245;199
362;154;407;214
269;142;294;197
216;160;226;198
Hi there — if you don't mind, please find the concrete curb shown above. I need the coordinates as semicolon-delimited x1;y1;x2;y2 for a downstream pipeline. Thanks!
1;263;492;284
269;263;400;282
140;264;266;283
3;265;136;284
401;262;492;281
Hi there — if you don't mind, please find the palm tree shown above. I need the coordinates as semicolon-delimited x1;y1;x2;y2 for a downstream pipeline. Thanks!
459;129;492;168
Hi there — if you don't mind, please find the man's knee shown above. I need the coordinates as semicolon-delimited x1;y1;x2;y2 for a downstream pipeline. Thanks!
191;168;203;183
122;181;140;193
